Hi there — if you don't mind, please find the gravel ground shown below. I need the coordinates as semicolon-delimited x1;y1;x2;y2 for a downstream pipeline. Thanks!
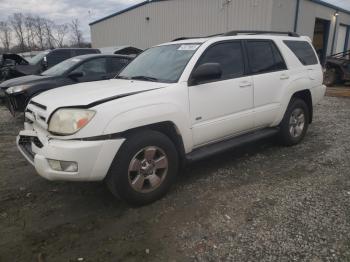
0;96;350;262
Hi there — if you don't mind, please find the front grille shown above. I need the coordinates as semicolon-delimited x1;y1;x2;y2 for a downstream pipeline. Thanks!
25;100;48;129
29;101;47;110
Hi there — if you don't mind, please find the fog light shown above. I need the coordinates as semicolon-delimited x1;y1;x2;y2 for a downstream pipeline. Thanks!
48;159;78;172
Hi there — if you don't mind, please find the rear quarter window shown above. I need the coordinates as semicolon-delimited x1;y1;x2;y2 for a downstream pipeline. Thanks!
283;40;318;66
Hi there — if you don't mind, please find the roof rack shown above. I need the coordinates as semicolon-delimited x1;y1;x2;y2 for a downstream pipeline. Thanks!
223;30;300;37
172;30;300;42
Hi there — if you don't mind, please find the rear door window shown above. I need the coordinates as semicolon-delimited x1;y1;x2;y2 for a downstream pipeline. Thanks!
195;41;245;81
283;40;318;65
246;40;287;74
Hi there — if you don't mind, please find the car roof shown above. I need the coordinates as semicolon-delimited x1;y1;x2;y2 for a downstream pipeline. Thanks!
71;54;133;60
159;33;311;46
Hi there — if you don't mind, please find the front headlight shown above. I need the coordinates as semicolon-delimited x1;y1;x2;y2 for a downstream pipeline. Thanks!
48;109;96;135
6;84;31;94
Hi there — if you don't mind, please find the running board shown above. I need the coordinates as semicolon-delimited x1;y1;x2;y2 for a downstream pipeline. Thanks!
186;128;279;162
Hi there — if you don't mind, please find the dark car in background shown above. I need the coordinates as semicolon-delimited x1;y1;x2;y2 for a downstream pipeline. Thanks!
0;54;132;114
0;48;100;83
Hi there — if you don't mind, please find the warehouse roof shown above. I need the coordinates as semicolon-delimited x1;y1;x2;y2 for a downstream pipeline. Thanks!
89;0;350;26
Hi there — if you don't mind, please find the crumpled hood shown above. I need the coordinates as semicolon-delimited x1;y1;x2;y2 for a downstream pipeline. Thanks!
31;79;169;113
1;54;29;65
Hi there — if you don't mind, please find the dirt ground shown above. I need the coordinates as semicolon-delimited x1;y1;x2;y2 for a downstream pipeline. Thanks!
1;96;350;262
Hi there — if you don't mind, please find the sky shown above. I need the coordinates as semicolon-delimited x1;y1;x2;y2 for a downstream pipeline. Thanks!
0;0;350;43
0;0;144;42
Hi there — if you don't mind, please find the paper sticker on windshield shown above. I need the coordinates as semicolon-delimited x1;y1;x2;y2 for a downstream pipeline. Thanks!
178;44;200;51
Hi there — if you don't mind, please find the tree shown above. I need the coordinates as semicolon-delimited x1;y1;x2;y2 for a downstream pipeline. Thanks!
33;16;46;49
24;14;36;50
54;24;69;47
9;13;26;52
0;21;12;52
69;18;83;47
43;18;55;49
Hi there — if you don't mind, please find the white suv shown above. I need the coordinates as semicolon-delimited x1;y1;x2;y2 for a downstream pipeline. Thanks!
17;31;326;205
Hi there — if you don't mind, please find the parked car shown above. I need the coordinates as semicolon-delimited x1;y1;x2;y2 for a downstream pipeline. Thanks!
17;31;326;205
323;50;350;86
99;46;143;57
0;48;100;83
0;54;132;114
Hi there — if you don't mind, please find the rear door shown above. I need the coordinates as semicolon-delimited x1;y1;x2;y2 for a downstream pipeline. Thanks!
245;40;289;128
189;40;254;146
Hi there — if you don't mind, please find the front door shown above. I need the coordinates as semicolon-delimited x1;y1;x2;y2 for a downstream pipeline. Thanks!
189;41;254;147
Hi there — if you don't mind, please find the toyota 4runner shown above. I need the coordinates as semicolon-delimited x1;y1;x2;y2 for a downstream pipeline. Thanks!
17;31;326;205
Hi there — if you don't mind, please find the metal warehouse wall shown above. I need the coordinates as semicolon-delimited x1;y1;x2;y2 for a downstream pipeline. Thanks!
296;0;350;55
90;0;275;49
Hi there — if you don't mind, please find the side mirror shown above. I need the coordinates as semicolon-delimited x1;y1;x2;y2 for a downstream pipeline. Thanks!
189;63;222;86
41;56;48;69
68;71;85;80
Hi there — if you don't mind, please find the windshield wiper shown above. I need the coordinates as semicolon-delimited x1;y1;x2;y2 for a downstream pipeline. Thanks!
129;76;160;82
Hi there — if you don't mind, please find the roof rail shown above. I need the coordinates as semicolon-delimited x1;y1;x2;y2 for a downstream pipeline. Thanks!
223;30;300;37
172;31;299;42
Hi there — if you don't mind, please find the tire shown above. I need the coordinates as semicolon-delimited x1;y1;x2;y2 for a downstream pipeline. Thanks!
279;98;309;146
324;68;340;87
105;129;179;206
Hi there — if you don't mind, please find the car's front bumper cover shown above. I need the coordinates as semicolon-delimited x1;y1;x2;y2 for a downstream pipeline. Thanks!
17;128;125;181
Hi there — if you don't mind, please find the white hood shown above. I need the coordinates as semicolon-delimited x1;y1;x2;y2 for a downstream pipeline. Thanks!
31;79;168;113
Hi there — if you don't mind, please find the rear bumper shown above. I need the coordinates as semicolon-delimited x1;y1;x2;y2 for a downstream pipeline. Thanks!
311;84;327;105
17;129;125;181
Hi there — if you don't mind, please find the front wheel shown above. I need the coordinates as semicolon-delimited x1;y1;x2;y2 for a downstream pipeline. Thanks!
279;98;309;146
106;130;179;206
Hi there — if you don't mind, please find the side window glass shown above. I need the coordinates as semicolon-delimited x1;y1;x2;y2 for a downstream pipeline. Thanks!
72;58;107;75
283;40;318;65
109;58;130;73
46;50;71;67
271;43;287;70
196;42;245;80
246;41;277;74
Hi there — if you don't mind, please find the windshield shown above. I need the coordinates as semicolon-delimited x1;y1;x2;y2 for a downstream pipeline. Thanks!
29;51;49;65
118;44;201;83
41;57;82;76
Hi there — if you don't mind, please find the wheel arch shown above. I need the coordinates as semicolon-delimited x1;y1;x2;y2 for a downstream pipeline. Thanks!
291;89;313;123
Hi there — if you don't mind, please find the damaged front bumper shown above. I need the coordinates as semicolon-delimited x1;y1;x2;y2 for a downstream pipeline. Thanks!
17;124;125;181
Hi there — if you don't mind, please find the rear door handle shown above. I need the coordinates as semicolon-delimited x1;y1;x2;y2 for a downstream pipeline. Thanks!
280;74;290;80
239;81;252;88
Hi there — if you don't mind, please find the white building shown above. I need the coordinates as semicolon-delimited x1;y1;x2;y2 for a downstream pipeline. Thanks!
90;0;350;63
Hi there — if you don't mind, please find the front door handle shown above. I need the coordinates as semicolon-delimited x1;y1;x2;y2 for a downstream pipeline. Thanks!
280;74;290;80
239;81;252;88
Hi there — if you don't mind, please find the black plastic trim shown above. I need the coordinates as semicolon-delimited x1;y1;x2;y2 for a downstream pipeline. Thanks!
186;128;279;162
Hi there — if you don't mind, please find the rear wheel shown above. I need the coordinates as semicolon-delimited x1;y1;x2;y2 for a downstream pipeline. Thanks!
279;98;309;146
106;130;178;206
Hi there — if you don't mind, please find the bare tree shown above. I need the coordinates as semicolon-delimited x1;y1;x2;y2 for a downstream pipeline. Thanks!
43;18;56;49
9;13;26;51
69;19;83;47
24;14;36;50
33;16;46;49
53;24;69;47
0;21;12;52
